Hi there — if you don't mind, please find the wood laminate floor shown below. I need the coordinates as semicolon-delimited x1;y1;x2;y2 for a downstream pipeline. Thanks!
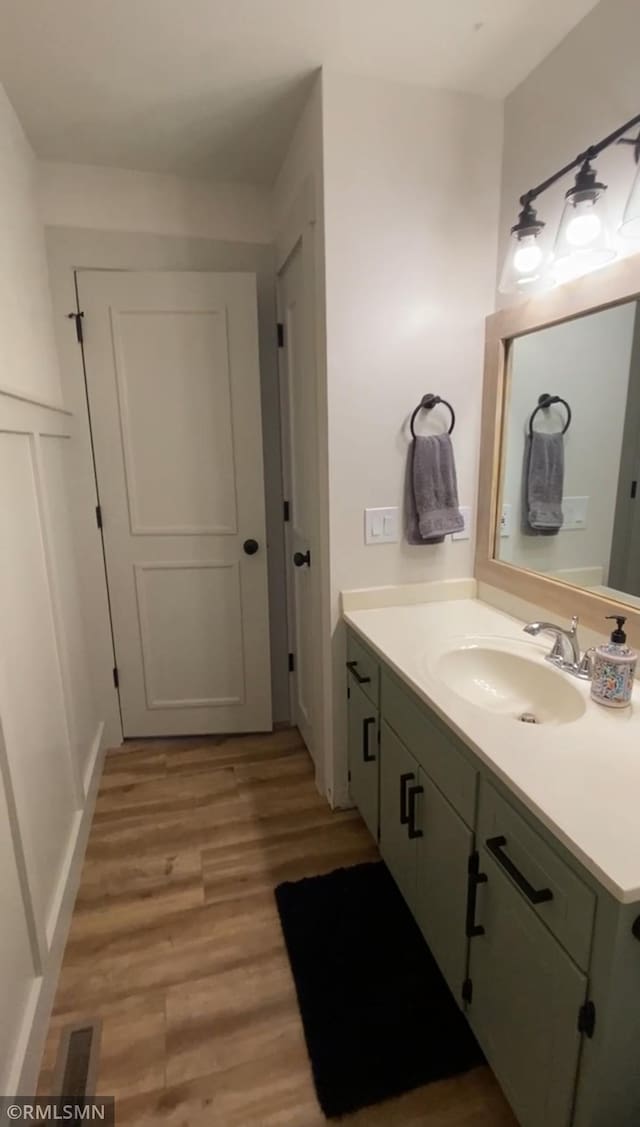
38;729;517;1126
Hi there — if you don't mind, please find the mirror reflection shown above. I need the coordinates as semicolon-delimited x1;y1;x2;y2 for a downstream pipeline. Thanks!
496;301;640;606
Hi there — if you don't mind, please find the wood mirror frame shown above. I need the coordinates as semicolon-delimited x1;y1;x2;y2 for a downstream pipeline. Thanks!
475;253;640;647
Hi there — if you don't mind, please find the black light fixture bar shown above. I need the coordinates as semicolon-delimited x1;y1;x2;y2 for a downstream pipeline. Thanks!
519;111;640;208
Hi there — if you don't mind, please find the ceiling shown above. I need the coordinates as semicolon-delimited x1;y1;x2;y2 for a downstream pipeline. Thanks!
0;0;599;184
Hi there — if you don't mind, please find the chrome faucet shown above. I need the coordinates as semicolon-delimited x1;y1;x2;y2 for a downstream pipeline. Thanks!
523;615;584;674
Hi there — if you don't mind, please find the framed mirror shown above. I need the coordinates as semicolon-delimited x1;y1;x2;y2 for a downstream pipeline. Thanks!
476;255;640;643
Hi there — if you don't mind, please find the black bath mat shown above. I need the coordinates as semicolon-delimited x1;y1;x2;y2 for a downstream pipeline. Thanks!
274;860;484;1118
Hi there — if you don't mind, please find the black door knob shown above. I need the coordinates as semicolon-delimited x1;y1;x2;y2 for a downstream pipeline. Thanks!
243;539;259;555
293;549;311;568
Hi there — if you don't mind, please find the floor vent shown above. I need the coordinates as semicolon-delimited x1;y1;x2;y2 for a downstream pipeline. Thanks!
52;1020;102;1098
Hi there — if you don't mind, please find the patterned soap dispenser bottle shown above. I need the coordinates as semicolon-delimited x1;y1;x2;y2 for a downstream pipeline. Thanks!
590;616;637;709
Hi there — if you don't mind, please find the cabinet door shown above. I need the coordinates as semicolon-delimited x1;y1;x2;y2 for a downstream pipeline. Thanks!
468;846;586;1127
379;721;420;910
415;769;473;1001
347;680;379;841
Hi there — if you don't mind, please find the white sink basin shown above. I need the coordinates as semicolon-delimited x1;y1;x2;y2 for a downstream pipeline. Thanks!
433;640;586;725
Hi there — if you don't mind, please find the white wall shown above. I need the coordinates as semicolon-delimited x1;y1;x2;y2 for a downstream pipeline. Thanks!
40;161;271;244
498;0;640;305
321;71;503;803
0;96;62;406
499;302;636;580
0;83;104;1095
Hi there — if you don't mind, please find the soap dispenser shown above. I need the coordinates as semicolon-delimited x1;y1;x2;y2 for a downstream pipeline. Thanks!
590;616;637;709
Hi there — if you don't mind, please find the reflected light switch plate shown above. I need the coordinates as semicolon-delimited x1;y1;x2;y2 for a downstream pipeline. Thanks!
500;504;512;538
563;496;589;531
365;507;399;544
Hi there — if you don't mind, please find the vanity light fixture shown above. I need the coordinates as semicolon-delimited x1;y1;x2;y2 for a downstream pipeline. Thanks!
500;111;640;293
620;132;640;238
552;160;615;282
498;201;546;293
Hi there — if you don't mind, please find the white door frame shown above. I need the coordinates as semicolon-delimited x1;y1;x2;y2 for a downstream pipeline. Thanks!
275;177;330;797
47;231;294;749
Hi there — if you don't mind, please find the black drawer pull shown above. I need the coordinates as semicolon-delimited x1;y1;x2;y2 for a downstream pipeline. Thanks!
362;717;376;762
400;772;414;825
407;785;424;839
486;835;553;905
465;850;488;938
346;660;371;685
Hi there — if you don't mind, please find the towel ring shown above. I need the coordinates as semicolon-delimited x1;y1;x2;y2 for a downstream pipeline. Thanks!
410;394;455;438
528;393;571;437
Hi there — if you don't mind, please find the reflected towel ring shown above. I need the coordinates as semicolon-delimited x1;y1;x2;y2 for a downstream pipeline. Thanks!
528;393;571;437
410;394;455;438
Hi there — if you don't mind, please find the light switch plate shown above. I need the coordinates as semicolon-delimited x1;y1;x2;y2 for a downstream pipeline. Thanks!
563;496;589;531
364;506;399;544
500;504;512;538
452;506;472;541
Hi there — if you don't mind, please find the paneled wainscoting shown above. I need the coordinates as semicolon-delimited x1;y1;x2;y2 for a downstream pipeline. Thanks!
37;729;515;1125
0;389;105;1094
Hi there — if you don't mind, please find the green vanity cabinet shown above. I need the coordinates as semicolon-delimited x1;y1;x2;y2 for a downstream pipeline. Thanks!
347;674;380;843
467;843;587;1127
414;768;474;1000
345;625;640;1127
379;720;420;909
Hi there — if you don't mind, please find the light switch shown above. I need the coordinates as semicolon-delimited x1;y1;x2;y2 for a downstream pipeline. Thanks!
562;496;589;531
500;504;512;538
452;506;472;541
365;507;399;544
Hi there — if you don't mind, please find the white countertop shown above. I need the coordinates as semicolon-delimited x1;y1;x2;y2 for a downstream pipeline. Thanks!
344;597;640;903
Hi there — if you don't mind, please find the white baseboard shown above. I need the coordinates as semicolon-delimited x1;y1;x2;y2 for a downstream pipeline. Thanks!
10;723;106;1096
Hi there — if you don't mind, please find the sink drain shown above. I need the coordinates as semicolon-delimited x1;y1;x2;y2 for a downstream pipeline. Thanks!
519;712;539;724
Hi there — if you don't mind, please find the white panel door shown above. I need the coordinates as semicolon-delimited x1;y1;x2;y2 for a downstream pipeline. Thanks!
278;243;316;755
78;271;271;737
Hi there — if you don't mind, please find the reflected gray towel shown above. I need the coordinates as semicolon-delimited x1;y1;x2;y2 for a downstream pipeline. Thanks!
405;434;464;544
524;431;564;533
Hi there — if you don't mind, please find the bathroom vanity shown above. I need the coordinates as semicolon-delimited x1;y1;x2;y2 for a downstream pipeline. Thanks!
344;596;640;1127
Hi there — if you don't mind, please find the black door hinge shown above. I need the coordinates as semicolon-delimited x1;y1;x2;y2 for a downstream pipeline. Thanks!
283;500;290;522
112;667;119;690
578;1000;596;1038
288;652;295;672
462;978;473;1004
277;322;284;348
67;311;85;343
631;480;638;500
95;504;103;530
347;685;351;700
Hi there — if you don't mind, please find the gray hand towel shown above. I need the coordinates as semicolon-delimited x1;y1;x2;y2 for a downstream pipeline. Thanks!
405;433;464;544
524;431;564;534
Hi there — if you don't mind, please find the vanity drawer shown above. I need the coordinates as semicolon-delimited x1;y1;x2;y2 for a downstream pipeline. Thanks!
381;670;476;827
346;631;379;707
478;780;595;970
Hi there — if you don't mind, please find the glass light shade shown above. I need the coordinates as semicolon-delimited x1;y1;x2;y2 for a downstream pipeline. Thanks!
499;232;545;294
552;192;615;283
620;161;640;238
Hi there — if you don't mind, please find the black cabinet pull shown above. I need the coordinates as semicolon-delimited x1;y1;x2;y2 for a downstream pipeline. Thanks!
465;850;488;938
362;717;376;762
399;772;414;825
346;660;371;685
407;785;424;839
243;538;259;555
293;549;311;567
486;835;553;905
